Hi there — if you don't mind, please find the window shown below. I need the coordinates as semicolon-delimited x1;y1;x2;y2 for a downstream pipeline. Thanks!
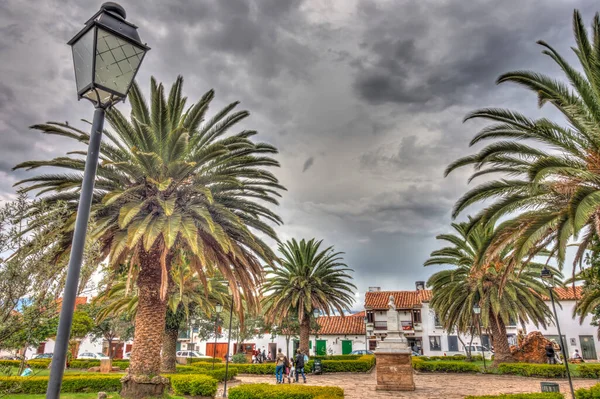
413;310;422;323
429;336;442;351
434;313;442;328
448;336;459;352
367;312;374;323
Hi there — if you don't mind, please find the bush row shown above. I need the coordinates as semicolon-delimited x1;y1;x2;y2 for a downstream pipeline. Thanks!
228;383;344;399
412;358;480;373
577;364;600;379
312;355;361;361
575;383;600;399
68;359;129;370
169;367;239;381
464;394;563;399
189;357;374;374
0;375;122;394
170;374;218;397
0;360;51;369
419;355;484;362
497;364;566;378
187;357;223;364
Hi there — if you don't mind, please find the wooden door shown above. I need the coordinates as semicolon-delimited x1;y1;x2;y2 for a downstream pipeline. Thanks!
580;336;597;360
206;343;228;360
316;340;327;356
341;340;352;355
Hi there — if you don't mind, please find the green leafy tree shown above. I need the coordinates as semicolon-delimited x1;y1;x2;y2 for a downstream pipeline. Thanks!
444;10;600;273
84;302;134;360
15;76;284;392
262;239;356;354
425;221;554;364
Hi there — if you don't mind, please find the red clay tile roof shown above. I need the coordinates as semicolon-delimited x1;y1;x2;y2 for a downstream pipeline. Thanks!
548;286;582;301
351;311;365;318
364;290;431;310
56;297;87;311
316;315;366;335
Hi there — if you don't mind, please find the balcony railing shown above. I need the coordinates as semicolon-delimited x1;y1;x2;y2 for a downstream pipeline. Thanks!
374;321;387;330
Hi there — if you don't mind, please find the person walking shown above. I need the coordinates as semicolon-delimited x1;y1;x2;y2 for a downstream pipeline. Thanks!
295;349;307;383
545;342;556;364
275;348;286;384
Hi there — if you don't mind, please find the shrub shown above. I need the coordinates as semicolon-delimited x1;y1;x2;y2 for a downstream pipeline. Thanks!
312;355;361;361
306;359;374;373
575;383;600;399
412;359;479;373
418;355;484;362
188;357;223;365
577;364;600;379
228;383;344;399
169;367;238;382
67;359;129;370
497;364;566;378
170;374;218;397
465;394;563;399
232;353;248;364
0;360;50;369
0;375;122;394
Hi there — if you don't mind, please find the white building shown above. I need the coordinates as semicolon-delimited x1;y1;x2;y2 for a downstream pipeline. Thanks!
364;283;600;360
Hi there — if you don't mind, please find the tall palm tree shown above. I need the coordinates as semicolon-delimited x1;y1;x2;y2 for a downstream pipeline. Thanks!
261;239;356;354
95;259;228;372
444;10;600;273
425;221;555;364
15;76;284;394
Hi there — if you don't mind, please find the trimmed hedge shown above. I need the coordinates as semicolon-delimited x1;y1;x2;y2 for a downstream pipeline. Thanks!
575;383;600;399
228;383;344;399
577;364;600;379
170;374;218;397
0;360;51;369
465;394;563;399
168;367;238;381
420;355;484;362
312;355;361;361
497;363;566;378
412;358;479;373
67;359;129;370
188;357;223;365
0;375;121;394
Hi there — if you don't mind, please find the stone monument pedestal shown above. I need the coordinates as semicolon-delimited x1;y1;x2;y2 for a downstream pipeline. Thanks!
374;294;416;391
375;352;415;391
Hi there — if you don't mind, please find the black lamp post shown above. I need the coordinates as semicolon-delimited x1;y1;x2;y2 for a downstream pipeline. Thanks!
223;297;235;397
46;4;148;398
541;266;574;398
213;303;223;370
472;303;487;372
313;309;320;355
363;316;368;352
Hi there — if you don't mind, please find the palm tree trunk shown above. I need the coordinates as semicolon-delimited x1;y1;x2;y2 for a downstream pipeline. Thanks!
299;316;310;354
489;311;514;365
121;246;169;399
161;328;178;373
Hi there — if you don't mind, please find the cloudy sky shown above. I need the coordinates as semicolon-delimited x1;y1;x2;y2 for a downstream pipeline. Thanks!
0;0;597;308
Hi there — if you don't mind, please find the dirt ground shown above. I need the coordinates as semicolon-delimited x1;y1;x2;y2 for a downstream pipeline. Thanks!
219;372;598;399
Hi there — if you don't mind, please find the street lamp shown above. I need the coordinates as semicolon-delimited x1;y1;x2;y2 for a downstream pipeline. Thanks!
190;318;197;352
213;303;223;370
46;4;148;398
223;289;235;398
472;303;486;371
541;267;574;398
313;309;320;355
363;316;369;352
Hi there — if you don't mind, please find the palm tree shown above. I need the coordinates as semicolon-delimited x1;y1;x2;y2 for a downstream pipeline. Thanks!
261;238;356;354
444;10;600;273
425;221;555;364
15;76;284;394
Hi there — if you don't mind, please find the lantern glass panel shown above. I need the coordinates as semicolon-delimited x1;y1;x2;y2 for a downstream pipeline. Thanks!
71;29;95;93
94;28;145;96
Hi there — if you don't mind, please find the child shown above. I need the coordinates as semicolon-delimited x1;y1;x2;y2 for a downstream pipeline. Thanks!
21;364;32;377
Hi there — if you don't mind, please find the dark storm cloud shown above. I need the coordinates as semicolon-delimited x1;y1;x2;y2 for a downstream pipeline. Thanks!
0;0;596;294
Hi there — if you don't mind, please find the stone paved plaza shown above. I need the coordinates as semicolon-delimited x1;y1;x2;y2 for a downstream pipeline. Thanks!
219;372;598;399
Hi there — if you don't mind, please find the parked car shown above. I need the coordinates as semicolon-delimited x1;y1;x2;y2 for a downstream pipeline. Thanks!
32;353;53;359
77;352;109;360
0;355;22;360
176;351;212;359
463;345;493;360
349;350;374;355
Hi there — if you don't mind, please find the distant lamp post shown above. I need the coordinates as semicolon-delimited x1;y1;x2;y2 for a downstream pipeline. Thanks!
213;303;223;370
364;316;369;352
472;303;486;371
313;309;320;355
190;318;197;351
223;288;236;398
46;3;148;399
541;267;574;398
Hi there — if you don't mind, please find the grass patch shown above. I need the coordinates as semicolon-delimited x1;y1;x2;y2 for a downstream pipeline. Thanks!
2;394;185;399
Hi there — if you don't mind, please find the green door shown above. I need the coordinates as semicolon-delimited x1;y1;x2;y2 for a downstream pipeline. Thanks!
316;340;327;356
341;340;352;355
580;336;597;360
